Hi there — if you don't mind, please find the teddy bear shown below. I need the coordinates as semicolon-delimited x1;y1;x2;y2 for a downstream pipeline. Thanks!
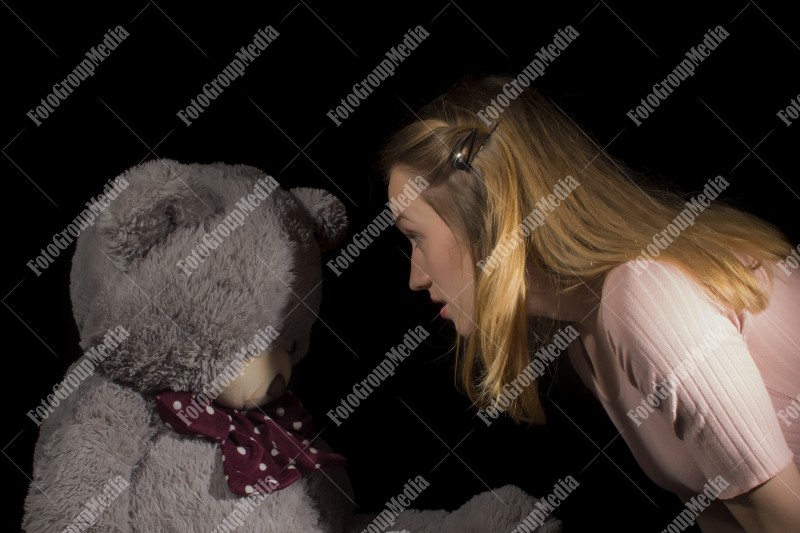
22;159;563;533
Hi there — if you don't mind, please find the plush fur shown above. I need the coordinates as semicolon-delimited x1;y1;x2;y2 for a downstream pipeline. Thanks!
23;159;562;532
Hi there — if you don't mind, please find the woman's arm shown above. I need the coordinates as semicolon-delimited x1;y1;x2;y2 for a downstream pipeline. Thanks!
722;461;800;533
600;261;799;531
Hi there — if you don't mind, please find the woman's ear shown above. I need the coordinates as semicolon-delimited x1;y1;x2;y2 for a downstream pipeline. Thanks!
290;187;348;253
96;160;218;270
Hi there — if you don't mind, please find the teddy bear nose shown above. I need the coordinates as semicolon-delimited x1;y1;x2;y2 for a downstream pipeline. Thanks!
267;374;287;398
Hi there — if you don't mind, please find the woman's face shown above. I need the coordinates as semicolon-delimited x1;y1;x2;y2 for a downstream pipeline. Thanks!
388;167;475;336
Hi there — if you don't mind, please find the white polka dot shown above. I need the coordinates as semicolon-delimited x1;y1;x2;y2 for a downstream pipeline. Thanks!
228;414;232;421
206;406;215;415
250;437;255;441
259;463;267;471
276;407;285;416
272;441;277;448
225;475;228;480
309;447;317;454
271;448;279;456
253;427;260;434
302;439;309;445
245;485;254;494
314;464;320;468
287;465;296;470
229;424;235;431
173;401;182;410
237;446;246;455
293;421;302;430
222;455;226;461
264;414;271;421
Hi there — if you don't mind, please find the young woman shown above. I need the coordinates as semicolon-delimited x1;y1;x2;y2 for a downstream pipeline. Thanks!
377;75;800;532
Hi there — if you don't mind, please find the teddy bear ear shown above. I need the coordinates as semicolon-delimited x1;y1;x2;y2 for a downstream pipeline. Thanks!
290;187;348;253
96;162;216;270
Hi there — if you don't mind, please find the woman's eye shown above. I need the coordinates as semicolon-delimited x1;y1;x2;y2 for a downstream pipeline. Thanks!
404;233;421;246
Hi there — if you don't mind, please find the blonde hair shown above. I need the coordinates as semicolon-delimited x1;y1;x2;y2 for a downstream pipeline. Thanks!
377;75;792;426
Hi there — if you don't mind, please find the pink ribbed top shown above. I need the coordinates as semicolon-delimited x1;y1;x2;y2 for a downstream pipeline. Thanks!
567;257;799;528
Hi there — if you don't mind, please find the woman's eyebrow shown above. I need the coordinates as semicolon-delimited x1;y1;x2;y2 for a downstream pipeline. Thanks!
395;213;413;225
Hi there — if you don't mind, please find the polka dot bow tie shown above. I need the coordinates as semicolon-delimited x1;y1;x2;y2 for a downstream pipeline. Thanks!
155;390;346;496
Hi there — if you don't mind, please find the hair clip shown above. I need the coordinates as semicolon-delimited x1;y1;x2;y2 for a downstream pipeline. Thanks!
452;122;499;171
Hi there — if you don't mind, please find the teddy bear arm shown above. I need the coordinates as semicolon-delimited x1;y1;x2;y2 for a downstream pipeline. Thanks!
23;377;153;532
346;485;563;533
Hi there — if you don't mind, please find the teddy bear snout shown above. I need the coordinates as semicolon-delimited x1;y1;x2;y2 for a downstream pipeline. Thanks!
214;345;293;409
267;373;287;398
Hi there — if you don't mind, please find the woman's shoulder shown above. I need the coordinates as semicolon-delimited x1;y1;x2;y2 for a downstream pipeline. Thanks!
596;258;744;377
600;259;720;322
600;253;785;329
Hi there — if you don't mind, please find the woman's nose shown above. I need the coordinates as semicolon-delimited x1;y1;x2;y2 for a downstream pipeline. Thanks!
409;259;431;291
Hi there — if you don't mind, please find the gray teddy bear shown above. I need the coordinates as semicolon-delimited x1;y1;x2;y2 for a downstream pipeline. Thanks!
23;159;562;532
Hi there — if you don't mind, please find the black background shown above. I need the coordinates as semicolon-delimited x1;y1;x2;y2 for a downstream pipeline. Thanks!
3;1;799;531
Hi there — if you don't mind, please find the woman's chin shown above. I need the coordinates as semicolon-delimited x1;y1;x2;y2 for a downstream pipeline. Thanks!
453;318;473;337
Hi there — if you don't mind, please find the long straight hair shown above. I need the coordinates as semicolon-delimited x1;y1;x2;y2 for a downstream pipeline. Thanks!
378;75;791;426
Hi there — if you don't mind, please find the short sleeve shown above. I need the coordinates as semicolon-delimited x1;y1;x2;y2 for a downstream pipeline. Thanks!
601;260;794;499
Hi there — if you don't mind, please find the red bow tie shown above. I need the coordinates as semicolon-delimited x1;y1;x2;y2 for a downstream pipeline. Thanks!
155;390;346;496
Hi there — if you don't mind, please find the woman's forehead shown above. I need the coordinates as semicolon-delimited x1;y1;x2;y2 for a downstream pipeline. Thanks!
388;166;418;193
